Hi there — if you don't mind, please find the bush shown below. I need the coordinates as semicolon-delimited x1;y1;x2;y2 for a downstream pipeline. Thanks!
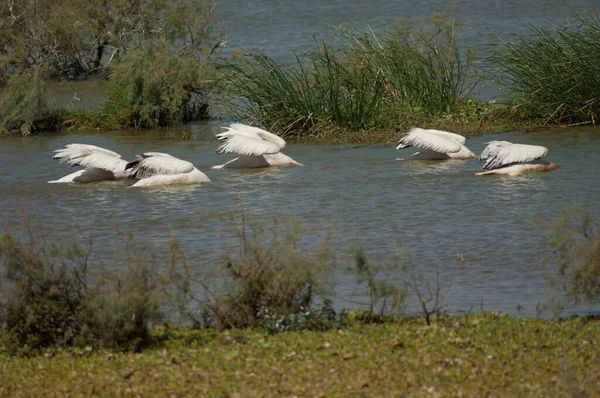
198;217;343;333
0;223;186;354
0;64;53;136
547;207;600;304
490;9;600;125
101;42;212;128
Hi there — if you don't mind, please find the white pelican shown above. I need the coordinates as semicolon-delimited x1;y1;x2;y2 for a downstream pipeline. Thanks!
125;152;210;187
476;141;559;176
396;127;476;160
49;143;128;183
211;123;303;169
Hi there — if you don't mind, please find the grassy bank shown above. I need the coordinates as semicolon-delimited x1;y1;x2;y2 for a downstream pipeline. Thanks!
1;313;598;396
5;10;600;142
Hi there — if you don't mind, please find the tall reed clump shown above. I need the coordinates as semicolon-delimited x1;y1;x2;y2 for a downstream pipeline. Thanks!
197;217;343;333
221;14;477;136
0;222;187;355
490;10;600;125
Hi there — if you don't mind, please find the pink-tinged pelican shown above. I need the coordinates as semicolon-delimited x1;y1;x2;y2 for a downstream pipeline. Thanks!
49;143;128;183
125;152;210;187
476;141;559;176
211;123;303;169
396;127;476;160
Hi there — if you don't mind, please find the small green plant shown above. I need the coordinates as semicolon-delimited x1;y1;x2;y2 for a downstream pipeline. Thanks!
547;206;600;304
346;246;406;320
401;249;457;325
197;216;341;333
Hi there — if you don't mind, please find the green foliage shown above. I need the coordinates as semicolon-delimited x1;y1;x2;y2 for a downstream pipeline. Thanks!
199;217;342;333
0;64;53;136
101;42;211;128
347;246;406;318
0;0;222;77
222;15;477;136
490;9;600;125
0;0;222;132
0;232;84;352
547;206;600;304
0;223;186;354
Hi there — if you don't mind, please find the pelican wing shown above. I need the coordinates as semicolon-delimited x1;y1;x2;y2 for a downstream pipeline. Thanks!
228;123;286;147
481;141;548;170
424;129;467;145
53;143;127;172
396;128;462;153
217;134;282;156
126;153;194;179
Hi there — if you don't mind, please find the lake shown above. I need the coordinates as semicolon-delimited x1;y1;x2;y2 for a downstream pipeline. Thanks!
1;124;599;317
2;1;600;317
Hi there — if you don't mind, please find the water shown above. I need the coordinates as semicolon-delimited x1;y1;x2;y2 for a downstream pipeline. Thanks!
216;0;599;100
3;2;600;317
1;125;599;317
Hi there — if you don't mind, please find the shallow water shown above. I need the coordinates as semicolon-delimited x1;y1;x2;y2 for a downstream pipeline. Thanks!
1;124;599;317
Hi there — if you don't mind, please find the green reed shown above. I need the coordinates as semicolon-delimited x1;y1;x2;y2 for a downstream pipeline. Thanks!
221;16;477;136
490;10;600;125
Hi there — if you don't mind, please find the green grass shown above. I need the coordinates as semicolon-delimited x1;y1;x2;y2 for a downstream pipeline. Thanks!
221;17;480;139
1;313;598;396
490;9;600;126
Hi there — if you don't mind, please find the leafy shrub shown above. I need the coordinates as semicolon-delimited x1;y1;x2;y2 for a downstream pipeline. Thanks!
547;207;600;304
198;217;342;333
0;223;186;354
0;64;53;136
101;42;212;128
0;0;222;78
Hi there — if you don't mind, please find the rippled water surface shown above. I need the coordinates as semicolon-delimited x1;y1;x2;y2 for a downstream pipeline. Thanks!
1;125;599;317
2;1;600;316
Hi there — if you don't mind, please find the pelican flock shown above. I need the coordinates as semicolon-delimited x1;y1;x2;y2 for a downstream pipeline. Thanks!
48;126;559;188
50;144;209;187
211;123;302;169
476;141;558;176
396;127;476;160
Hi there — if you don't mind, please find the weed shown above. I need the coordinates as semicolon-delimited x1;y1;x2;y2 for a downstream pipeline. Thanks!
196;216;341;333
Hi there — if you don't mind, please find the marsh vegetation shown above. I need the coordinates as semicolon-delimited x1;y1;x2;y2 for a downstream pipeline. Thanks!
2;6;600;140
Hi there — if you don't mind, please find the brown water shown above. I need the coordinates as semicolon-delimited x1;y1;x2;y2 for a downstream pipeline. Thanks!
1;124;599;317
